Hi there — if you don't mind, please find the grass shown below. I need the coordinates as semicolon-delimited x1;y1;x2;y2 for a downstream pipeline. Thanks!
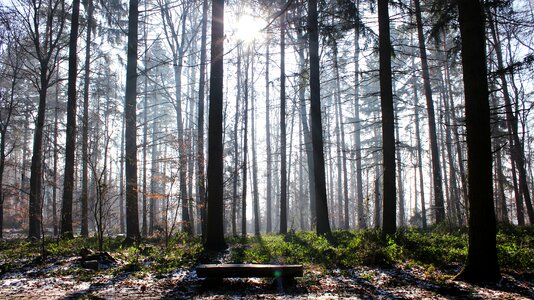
0;226;532;277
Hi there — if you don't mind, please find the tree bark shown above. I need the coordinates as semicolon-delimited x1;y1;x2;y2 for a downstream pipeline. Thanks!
279;10;288;235
309;0;332;238
197;0;208;239
455;0;500;282
204;0;226;251
265;42;273;233
81;0;93;237
378;0;396;235
124;0;141;242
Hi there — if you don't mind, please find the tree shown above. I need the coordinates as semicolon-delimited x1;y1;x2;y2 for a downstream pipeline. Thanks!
308;0;331;238
0;21;24;239
158;0;193;234
124;0;141;242
197;0;208;239
413;0;445;224
279;9;288;235
14;0;67;239
204;0;226;251
455;0;500;282
60;0;81;239
377;0;396;235
80;0;94;238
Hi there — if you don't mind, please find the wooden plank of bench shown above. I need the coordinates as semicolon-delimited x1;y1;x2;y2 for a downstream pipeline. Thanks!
196;263;303;278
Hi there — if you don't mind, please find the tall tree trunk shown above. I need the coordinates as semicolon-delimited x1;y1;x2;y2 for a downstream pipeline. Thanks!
296;29;316;230
265;41;273;233
232;47;242;237
149;119;158;235
204;0;226;251
53;83;59;236
443;33;467;224
60;0;81;239
378;0;396;235
413;0;445;223
279;11;288;235
332;42;349;229
119;114;125;234
241;49;250;237
124;0;141;242
455;0;500;282
81;0;93;237
309;0;332;238
29;68;49;239
412;63;427;229
250;48;260;235
354;14;365;229
197;0;208;239
394;98;405;227
141;2;149;237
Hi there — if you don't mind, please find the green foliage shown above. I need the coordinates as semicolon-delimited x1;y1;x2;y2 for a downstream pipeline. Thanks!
496;226;534;271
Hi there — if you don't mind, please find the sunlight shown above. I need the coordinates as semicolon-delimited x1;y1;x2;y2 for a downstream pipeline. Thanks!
235;14;266;44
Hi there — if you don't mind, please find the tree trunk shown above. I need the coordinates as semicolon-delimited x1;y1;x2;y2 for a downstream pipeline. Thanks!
232;46;242;237
354;15;366;229
279;10;288;235
413;0;445;223
53;84;59;236
124;0;140;242
29;68;49;239
309;0;332;238
197;0;208;239
204;0;226;251
241;49;250;237
455;0;500;282
60;0;81;239
296;29;316;230
81;0;93;237
394;98;405;227
250;48;260;235
265;41;273;233
378;0;396;235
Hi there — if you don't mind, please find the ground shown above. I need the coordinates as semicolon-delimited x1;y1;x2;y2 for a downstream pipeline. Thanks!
1;228;532;299
0;252;532;299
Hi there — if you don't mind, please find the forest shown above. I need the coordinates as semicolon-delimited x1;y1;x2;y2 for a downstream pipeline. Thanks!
0;0;533;298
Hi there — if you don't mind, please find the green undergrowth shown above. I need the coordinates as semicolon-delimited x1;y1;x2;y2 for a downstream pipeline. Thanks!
0;233;203;276
225;226;533;273
0;226;532;277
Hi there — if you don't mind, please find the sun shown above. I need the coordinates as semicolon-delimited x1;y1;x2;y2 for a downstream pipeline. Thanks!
235;14;266;44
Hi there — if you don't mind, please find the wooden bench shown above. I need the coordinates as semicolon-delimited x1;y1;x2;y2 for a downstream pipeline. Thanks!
196;263;304;279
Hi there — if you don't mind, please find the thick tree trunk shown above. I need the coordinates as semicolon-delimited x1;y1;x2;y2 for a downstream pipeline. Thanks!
29;70;49;239
455;0;500;282
60;0;81;239
378;0;396;235
124;0;140;242
309;0;332;238
204;0;226;251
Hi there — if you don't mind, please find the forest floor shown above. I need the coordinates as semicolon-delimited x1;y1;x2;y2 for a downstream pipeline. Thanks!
0;228;533;299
